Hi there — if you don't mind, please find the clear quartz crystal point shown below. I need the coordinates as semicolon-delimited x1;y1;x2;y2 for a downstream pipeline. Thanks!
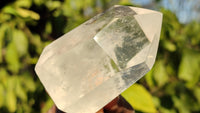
35;5;162;113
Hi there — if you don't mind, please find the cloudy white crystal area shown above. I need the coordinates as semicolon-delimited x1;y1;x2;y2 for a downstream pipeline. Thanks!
35;5;162;113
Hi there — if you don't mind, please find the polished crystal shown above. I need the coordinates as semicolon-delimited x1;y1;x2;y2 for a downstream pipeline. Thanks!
35;5;162;113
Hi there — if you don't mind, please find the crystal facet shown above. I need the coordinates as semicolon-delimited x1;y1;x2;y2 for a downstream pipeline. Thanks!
35;5;162;113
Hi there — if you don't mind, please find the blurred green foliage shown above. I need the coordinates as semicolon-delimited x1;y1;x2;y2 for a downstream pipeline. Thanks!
0;0;200;113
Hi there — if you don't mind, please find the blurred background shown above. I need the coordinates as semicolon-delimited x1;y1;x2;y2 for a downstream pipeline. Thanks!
0;0;200;113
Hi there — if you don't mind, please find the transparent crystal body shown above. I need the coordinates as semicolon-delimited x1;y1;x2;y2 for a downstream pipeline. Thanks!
35;5;162;113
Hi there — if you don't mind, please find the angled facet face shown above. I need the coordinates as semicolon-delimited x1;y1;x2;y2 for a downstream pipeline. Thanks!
35;5;162;113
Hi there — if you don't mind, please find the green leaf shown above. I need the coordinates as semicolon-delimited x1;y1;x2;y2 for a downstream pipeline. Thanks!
163;40;176;52
14;0;32;8
13;29;28;56
172;96;189;113
33;0;46;6
145;69;155;88
2;6;18;16
153;60;169;87
21;73;36;92
46;1;61;11
159;107;177;113
16;8;40;20
0;84;4;107
41;98;54;113
6;90;17;112
152;96;160;108
178;49;200;88
16;78;27;102
62;0;73;17
0;68;8;87
45;21;52;34
119;0;132;5
30;34;44;54
194;87;200;103
0;25;6;63
165;82;177;95
172;93;199;113
7;76;18;91
5;42;20;73
121;83;157;113
73;0;85;10
0;13;12;22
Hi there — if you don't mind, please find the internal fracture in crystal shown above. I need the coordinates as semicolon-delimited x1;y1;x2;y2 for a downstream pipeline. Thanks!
35;5;162;113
